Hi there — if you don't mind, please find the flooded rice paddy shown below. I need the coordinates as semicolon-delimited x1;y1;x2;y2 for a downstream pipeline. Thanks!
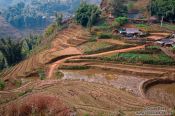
60;69;147;96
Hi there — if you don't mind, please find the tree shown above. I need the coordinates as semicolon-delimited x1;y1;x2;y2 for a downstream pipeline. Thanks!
55;13;63;28
75;2;101;27
0;38;23;67
21;39;30;58
115;17;128;26
148;0;175;22
108;0;128;17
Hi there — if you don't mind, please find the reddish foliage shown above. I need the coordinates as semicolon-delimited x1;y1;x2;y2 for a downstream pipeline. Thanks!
2;93;72;116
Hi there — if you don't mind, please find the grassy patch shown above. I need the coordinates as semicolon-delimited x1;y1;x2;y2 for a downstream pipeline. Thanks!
136;24;149;29
162;23;175;31
0;79;5;90
55;71;64;79
88;35;97;42
100;46;175;65
14;80;22;88
80;42;135;55
98;33;112;39
18;88;32;97
59;65;90;70
37;69;46;80
172;46;175;52
112;35;122;40
80;42;114;54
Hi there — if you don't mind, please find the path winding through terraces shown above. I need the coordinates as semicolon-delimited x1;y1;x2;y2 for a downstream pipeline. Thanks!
47;45;145;79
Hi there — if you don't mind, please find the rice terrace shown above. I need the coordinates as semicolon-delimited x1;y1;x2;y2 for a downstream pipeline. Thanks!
0;0;175;116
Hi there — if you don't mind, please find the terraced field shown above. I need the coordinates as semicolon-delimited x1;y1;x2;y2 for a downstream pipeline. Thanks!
0;24;175;115
1;25;89;82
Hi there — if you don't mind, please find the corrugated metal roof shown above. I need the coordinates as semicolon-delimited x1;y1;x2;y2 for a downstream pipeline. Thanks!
126;28;140;34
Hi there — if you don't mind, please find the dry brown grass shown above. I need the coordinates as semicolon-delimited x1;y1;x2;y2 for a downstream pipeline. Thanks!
1;93;72;116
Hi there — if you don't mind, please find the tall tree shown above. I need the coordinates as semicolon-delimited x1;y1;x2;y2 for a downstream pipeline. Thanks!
75;2;101;27
148;0;175;22
55;13;63;28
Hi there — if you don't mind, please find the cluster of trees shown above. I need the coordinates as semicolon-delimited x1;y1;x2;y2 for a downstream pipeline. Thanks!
2;1;70;29
108;0;128;17
148;0;175;22
0;36;41;71
75;3;101;27
3;2;48;28
75;0;129;29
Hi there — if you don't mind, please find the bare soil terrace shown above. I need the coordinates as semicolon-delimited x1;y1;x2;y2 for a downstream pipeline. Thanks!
0;24;174;115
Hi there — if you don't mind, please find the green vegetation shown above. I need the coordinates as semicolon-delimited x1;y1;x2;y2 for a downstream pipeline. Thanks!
101;46;175;65
83;114;89;116
80;42;134;54
148;0;175;22
162;23;175;31
75;2;101;27
127;2;134;11
108;0;128;17
2;1;72;29
37;69;46;80
14;80;22;88
0;35;42;71
55;13;63;28
80;42;114;54
59;65;90;70
98;33;112;39
172;46;175;53
0;38;23;69
93;22;111;31
0;79;5;90
118;110;125;116
115;17;128;26
136;24;149;29
88;35;97;42
18;88;32;97
44;24;58;37
55;71;64;79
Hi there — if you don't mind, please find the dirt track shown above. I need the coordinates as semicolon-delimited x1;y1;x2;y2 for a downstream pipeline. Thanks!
47;45;145;78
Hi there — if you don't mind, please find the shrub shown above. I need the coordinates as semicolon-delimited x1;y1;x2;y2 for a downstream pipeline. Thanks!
88;36;97;42
75;3;101;27
0;79;5;90
18;89;32;97
172;46;175;53
115;17;128;26
6;94;71;116
37;69;46;80
111;21;120;28
14;80;22;87
112;35;122;40
56;71;64;79
44;24;57;37
98;33;112;39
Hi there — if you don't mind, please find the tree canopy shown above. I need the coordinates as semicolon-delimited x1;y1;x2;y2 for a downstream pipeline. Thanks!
148;0;175;21
75;3;101;27
108;0;128;17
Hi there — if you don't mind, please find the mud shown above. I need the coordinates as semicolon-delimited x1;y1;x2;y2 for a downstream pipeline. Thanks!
145;82;175;107
60;69;147;96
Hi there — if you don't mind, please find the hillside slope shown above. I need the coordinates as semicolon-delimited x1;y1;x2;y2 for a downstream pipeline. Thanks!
0;16;22;39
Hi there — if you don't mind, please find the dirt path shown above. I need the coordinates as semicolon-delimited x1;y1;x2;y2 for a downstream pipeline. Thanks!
87;45;145;57
47;45;145;79
47;47;82;79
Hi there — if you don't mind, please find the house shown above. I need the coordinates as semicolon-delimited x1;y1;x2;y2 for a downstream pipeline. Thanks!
156;38;175;47
119;28;143;36
148;16;158;23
